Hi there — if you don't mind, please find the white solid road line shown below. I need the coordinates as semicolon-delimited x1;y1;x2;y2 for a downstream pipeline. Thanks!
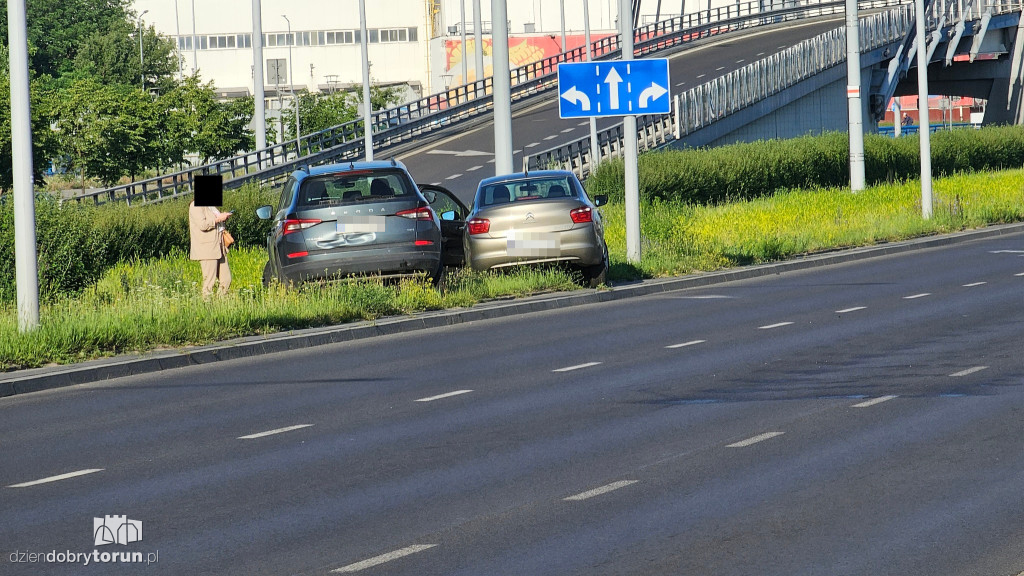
415;390;474;402
904;293;931;299
564;480;639;501
759;322;793;330
963;282;987;287
238;424;313;440
8;468;104;488
950;366;988;377
553;362;602;372
852;395;897;408
666;340;706;349
727;432;784;448
835;306;866;313
332;545;437;573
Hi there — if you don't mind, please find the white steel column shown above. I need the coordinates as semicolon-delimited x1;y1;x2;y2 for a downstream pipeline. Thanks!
360;0;374;161
846;0;866;191
620;0;641;263
584;0;600;167
492;0;514;174
473;0;484;81
915;0;933;217
7;0;39;331
252;0;267;154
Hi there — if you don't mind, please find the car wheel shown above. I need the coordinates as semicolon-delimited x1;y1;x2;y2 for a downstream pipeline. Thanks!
581;245;609;288
262;262;274;288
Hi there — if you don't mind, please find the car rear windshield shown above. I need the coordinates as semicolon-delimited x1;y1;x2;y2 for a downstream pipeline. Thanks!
297;169;415;208
477;177;577;207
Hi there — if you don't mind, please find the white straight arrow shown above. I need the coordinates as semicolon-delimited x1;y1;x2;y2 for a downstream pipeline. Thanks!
639;82;668;109
604;67;623;110
560;85;591;111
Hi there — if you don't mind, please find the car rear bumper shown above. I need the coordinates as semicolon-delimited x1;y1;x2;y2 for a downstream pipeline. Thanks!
278;245;441;282
466;226;604;271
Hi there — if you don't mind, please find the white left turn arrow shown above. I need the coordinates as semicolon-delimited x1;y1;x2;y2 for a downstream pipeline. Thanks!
638;82;668;109
560;86;591;111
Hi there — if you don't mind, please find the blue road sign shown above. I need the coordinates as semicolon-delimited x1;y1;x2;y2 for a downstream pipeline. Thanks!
557;59;671;119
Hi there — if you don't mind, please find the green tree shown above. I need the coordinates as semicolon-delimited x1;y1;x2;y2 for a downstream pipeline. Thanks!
48;78;161;187
158;75;255;166
281;91;359;140
0;0;133;78
74;21;178;93
0;75;59;194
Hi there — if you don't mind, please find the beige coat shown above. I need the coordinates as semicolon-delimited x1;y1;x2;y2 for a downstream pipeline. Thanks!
189;202;223;261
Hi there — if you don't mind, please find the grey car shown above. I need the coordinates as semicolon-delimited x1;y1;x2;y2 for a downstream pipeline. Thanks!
255;160;464;286
463;170;609;287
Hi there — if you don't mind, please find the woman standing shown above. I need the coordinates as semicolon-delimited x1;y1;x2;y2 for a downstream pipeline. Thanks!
188;201;232;297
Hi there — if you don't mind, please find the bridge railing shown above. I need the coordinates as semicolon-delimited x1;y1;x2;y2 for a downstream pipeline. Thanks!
526;0;1022;178
82;0;911;206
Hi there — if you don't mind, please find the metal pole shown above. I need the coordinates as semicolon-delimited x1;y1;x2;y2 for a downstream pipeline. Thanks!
460;0;468;85
584;0;600;167
845;0;865;191
191;0;196;72
138;10;148;89
174;0;183;80
473;0;484;83
7;0;39;331
620;0;641;263
252;0;267;155
915;0;933;217
359;0;374;161
561;0;568;52
492;0;514;174
283;15;301;156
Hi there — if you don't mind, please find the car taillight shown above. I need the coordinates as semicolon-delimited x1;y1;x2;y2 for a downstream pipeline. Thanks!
286;251;309;259
570;206;593;223
396;206;434;220
282;219;321;235
414;240;434;246
467;218;490;235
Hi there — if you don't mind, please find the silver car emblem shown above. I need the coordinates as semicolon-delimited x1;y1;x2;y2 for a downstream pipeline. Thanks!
524;212;535;223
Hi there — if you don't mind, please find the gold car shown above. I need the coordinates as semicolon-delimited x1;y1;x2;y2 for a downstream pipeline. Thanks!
464;170;609;287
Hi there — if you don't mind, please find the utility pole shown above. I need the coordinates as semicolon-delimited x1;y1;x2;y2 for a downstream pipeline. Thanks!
492;0;514;174
283;14;301;156
584;0;600;168
473;0;484;82
620;0;641;263
359;0;374;161
252;0;267;155
560;0;568;52
460;0;468;85
138;10;149;89
7;0;39;331
915;0;933;217
845;0;865;191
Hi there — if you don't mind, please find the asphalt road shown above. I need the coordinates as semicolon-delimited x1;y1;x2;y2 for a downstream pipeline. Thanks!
2;230;1022;576
399;16;850;203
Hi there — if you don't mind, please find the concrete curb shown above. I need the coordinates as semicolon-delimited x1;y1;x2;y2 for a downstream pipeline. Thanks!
3;222;1023;397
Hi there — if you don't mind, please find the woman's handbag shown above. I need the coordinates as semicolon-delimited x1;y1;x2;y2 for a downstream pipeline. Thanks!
222;230;235;250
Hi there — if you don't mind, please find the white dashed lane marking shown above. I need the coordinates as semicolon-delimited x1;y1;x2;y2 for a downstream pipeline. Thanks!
238;424;313;440
963;282;986;287
903;293;931;299
853;395;897;408
665;340;706;349
561;128;575;133
416;390;474;402
553;362;602;373
836;306;867;313
466;165;482;171
8;469;104;488
332;545;437;573
445;174;462;180
564;480;638;501
727;432;784;448
758;322;793;330
543;135;559;140
950;366;988;377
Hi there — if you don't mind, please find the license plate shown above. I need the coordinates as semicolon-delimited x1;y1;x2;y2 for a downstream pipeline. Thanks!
338;216;386;234
507;232;560;257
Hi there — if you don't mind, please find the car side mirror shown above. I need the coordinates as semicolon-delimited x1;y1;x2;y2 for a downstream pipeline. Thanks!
255;205;273;220
440;210;456;221
593;195;608;207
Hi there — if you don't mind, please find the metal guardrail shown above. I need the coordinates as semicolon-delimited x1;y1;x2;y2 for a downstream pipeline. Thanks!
84;0;904;206
526;0;1022;179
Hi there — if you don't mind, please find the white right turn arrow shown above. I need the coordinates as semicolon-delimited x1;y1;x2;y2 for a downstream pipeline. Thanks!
638;82;668;109
560;86;591;111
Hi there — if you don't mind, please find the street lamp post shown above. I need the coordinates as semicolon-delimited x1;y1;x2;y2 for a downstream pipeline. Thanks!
282;14;301;156
138;10;149;89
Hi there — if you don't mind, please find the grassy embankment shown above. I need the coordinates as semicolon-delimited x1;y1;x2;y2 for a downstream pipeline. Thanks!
2;128;1024;370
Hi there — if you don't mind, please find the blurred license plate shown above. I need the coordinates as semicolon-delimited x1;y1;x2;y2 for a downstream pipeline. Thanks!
507;232;560;257
338;216;386;234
